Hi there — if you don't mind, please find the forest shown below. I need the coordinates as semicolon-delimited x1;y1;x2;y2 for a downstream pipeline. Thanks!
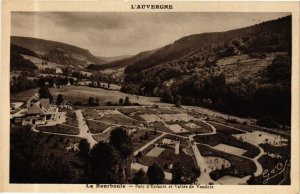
121;16;291;126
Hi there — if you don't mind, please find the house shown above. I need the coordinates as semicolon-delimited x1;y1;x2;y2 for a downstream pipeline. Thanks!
55;68;63;74
26;93;40;109
22;98;58;126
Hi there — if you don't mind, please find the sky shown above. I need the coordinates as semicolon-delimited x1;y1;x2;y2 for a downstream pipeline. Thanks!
11;12;290;57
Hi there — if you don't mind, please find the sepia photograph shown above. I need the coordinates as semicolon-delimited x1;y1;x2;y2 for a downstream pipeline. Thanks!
1;1;299;193
8;11;292;185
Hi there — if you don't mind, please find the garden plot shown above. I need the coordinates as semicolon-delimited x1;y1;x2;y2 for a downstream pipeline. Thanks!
160;113;192;122
96;114;142;126
185;123;199;129
86;120;113;133
204;156;231;173
213;144;246;156
139;114;163;123
139;113;192;123
167;124;188;133
146;146;165;157
100;109;122;115
234;131;288;147
83;109;103;119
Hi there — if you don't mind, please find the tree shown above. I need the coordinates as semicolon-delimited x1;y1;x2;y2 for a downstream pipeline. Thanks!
78;139;90;161
56;94;64;105
147;163;165;184
109;127;133;159
171;162;200;184
124;96;131;105
87;97;95;106
90;142;121;183
132;168;147;184
10;126;79;183
119;98;124;105
175;95;182;107
257;115;278;128
38;86;53;102
144;131;149;140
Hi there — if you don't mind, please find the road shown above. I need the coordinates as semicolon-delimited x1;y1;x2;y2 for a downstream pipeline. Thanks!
75;110;97;148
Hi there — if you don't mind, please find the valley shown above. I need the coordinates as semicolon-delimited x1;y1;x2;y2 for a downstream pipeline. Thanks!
9;14;291;185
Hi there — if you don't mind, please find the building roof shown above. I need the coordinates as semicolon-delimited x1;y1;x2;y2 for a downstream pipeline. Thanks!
27;104;46;115
39;98;50;110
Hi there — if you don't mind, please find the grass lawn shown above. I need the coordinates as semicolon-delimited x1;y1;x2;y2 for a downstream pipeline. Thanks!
151;121;174;133
92;133;110;142
82;109;101;119
37;124;80;135
96;114;143;126
118;108;138;115
131;129;162;152
165;120;212;134
86;120;113;134
194;133;260;158
49;85;162;106
191;120;213;133
198;144;256;180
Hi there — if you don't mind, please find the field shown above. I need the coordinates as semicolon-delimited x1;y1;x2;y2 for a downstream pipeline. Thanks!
22;55;64;70
10;89;38;102
37;124;80;135
49;85;165;106
213;144;246;156
145;147;165;157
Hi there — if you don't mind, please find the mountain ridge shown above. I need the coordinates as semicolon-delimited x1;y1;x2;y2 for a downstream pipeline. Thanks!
11;36;106;68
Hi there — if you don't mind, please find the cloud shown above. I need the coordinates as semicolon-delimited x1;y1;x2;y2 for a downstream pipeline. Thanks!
11;12;290;57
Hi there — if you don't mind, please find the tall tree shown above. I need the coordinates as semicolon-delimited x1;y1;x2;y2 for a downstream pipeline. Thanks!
38;86;53;102
132;168;147;184
56;94;64;105
147;163;165;184
78;139;90;161
90;142;121;183
109;127;133;159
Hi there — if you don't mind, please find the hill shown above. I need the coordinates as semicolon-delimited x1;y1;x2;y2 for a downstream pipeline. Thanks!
11;36;106;68
97;55;132;63
121;16;291;125
10;44;38;71
87;50;156;71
